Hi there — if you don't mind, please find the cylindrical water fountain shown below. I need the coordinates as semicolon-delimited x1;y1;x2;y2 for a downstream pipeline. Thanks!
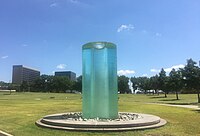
36;42;166;131
82;42;118;119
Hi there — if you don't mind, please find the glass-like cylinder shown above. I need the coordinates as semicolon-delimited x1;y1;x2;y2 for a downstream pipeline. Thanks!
82;42;118;119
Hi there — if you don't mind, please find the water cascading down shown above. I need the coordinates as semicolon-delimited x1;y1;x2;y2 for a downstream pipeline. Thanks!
82;42;118;119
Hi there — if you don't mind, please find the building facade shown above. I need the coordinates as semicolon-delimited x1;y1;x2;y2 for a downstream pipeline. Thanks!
55;71;76;81
12;65;40;84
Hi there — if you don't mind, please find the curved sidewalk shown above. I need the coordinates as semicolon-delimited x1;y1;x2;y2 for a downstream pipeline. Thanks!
147;103;200;110
0;130;13;136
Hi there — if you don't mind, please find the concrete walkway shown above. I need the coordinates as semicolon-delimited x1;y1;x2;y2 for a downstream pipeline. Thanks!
147;103;200;110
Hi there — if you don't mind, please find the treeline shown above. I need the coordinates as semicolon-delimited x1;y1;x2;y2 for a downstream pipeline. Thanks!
1;58;200;103
18;75;82;93
118;58;200;103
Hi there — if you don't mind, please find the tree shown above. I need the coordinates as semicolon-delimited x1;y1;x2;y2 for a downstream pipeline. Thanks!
51;76;72;93
137;77;151;94
158;68;168;97
0;81;9;88
150;75;159;95
73;76;82;92
20;81;29;92
118;75;129;93
169;68;183;100
31;75;73;93
31;75;52;92
181;58;200;103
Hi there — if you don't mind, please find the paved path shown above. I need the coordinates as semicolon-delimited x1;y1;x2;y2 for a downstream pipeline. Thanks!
0;130;13;136
147;103;200;110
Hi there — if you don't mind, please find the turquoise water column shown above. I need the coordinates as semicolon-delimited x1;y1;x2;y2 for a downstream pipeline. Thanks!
82;42;118;119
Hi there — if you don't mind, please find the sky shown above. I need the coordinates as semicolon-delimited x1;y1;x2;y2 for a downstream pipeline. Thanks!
0;0;200;82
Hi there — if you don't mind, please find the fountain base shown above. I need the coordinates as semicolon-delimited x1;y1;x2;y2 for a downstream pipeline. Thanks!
36;112;166;131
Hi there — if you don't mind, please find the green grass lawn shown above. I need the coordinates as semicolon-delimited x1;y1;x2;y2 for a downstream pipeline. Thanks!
0;92;200;136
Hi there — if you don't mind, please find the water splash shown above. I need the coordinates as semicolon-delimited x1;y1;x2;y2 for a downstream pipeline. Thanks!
128;78;134;94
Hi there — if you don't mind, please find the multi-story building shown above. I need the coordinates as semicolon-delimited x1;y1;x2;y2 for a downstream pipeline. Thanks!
12;65;40;84
55;71;76;81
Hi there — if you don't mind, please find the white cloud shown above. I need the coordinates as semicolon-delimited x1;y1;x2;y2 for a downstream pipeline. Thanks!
142;74;148;77
56;64;67;69
118;70;135;75
117;24;134;32
164;64;185;72
155;32;162;37
1;56;8;59
150;64;185;73
50;3;58;7
150;69;160;73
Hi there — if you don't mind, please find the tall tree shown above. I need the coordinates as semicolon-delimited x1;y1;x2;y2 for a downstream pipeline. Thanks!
150;75;159;95
137;77;151;94
73;75;82;92
181;58;200;103
158;68;168;97
118;75;129;94
169;68;183;100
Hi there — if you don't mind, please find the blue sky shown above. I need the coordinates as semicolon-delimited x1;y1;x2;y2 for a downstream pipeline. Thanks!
0;0;200;82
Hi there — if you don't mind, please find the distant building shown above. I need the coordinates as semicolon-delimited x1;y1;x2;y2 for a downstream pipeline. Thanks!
55;71;76;81
12;65;40;84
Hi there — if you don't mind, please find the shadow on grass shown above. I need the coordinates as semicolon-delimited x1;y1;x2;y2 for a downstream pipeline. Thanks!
159;99;179;101
192;109;200;113
3;93;11;95
165;102;198;105
149;96;166;99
